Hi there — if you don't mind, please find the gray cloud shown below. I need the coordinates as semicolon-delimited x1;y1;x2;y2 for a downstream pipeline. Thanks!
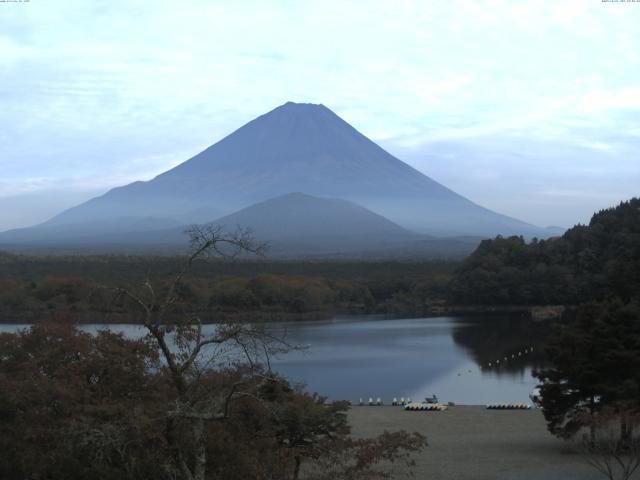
383;130;640;228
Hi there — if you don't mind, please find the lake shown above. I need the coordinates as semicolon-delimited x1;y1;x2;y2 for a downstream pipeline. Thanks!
0;315;547;405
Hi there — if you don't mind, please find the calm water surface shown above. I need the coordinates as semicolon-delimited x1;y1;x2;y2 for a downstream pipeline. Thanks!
0;315;547;405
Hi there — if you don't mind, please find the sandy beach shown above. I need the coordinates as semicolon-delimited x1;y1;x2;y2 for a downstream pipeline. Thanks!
347;406;602;480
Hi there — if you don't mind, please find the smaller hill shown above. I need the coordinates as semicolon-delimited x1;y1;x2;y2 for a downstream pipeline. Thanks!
215;192;412;240
209;192;424;257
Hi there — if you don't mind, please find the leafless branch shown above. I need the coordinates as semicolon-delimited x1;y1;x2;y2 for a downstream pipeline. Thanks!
577;411;640;480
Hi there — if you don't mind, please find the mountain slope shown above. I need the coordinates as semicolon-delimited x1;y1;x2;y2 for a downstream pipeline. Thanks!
0;216;183;244
32;102;545;238
0;102;549;249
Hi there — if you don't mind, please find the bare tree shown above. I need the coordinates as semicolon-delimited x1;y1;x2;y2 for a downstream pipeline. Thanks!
577;410;640;480
106;224;290;480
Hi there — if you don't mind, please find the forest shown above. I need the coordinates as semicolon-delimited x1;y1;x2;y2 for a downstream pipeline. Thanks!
449;198;640;306
0;255;455;323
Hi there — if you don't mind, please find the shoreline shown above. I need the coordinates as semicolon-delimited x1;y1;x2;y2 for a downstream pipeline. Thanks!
347;405;599;480
0;304;567;325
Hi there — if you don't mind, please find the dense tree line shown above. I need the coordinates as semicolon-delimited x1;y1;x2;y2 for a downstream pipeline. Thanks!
449;198;640;305
0;253;456;282
0;257;455;323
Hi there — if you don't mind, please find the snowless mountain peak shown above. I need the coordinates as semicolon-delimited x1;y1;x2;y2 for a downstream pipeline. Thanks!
10;101;547;239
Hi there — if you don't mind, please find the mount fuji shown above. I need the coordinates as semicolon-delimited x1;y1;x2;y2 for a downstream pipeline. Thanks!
0;102;551;255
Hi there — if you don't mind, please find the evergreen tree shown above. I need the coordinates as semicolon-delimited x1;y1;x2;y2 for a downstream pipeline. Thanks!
534;299;640;440
450;197;640;306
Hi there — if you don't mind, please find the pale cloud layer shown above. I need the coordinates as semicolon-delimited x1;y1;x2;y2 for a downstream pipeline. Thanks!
1;0;639;230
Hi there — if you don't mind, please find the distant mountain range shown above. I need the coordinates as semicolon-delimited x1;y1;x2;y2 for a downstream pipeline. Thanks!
0;102;560;257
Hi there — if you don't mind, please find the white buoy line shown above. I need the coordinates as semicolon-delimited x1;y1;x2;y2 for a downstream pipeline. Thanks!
485;346;535;369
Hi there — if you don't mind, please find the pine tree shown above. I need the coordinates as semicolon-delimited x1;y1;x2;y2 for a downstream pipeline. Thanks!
535;299;640;440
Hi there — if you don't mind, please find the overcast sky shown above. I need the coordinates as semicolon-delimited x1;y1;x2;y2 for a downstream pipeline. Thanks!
1;0;639;231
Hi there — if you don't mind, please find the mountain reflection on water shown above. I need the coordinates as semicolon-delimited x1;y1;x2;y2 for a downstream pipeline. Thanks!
267;315;551;405
451;315;548;375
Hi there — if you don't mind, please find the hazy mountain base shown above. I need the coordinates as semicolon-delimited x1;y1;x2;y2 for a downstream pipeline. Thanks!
0;193;485;258
1;102;551;249
0;233;482;259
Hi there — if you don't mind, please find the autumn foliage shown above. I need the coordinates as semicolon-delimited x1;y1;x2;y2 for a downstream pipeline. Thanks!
0;321;425;479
